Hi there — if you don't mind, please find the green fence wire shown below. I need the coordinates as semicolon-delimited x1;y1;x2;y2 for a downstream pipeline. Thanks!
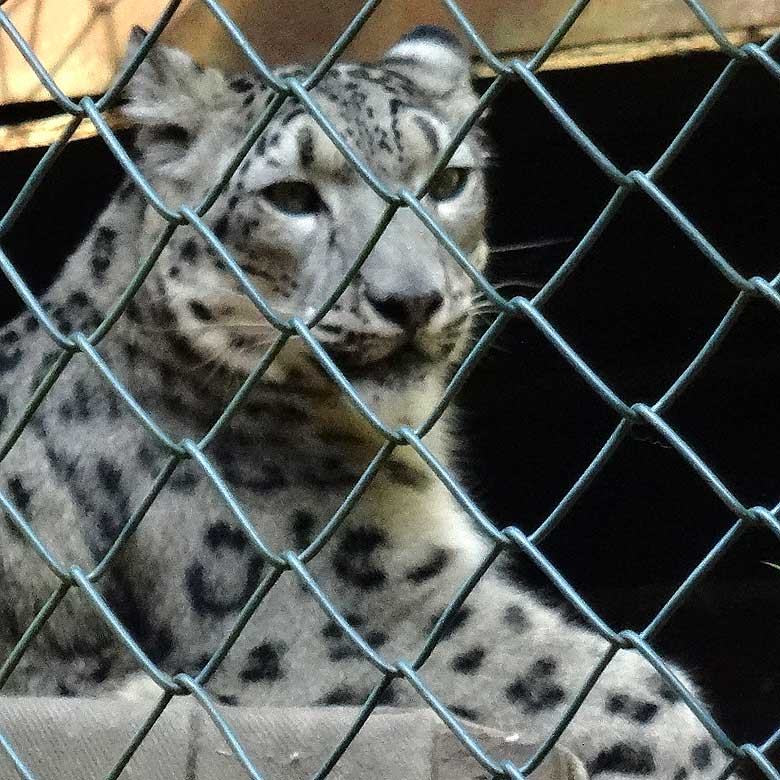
1;0;779;778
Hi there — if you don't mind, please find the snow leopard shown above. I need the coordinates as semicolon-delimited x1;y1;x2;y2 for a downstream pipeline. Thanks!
0;23;737;780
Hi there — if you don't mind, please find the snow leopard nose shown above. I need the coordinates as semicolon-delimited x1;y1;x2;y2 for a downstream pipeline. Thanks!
366;287;444;331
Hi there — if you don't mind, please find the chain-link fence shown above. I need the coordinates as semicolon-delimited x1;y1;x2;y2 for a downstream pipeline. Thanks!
1;0;780;778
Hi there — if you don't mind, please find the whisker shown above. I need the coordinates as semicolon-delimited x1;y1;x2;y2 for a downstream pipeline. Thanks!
491;278;545;291
489;237;575;254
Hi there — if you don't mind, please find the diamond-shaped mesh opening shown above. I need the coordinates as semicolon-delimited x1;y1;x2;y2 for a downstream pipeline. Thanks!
1;1;780;779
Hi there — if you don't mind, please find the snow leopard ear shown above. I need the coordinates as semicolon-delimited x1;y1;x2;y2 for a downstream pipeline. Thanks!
383;26;472;98
122;26;239;137
121;27;243;179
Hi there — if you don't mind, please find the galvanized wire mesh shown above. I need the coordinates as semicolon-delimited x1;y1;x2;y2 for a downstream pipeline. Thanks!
1;1;779;779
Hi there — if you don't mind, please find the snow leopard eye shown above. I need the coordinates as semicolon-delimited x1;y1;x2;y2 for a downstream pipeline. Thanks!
428;167;470;201
262;180;323;216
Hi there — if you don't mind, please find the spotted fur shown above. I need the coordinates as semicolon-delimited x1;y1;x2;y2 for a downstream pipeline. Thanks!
0;26;734;780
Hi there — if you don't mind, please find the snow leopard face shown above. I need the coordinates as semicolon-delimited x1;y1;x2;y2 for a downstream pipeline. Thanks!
124;26;488;412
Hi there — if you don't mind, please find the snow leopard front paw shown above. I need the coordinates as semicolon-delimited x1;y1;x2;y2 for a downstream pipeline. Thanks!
110;672;164;703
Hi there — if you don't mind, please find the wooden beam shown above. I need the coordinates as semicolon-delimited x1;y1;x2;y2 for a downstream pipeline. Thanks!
0;110;130;153
2;0;779;105
2;0;778;153
472;23;778;75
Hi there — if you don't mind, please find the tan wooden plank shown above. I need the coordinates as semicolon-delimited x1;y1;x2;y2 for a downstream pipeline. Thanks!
473;22;780;74
0;0;193;106
1;14;771;155
1;0;779;108
0;109;129;152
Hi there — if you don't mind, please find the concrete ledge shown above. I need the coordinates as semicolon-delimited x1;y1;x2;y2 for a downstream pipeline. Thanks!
0;697;587;779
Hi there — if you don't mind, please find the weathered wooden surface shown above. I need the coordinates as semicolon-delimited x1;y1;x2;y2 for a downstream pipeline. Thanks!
1;0;779;148
3;0;780;103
